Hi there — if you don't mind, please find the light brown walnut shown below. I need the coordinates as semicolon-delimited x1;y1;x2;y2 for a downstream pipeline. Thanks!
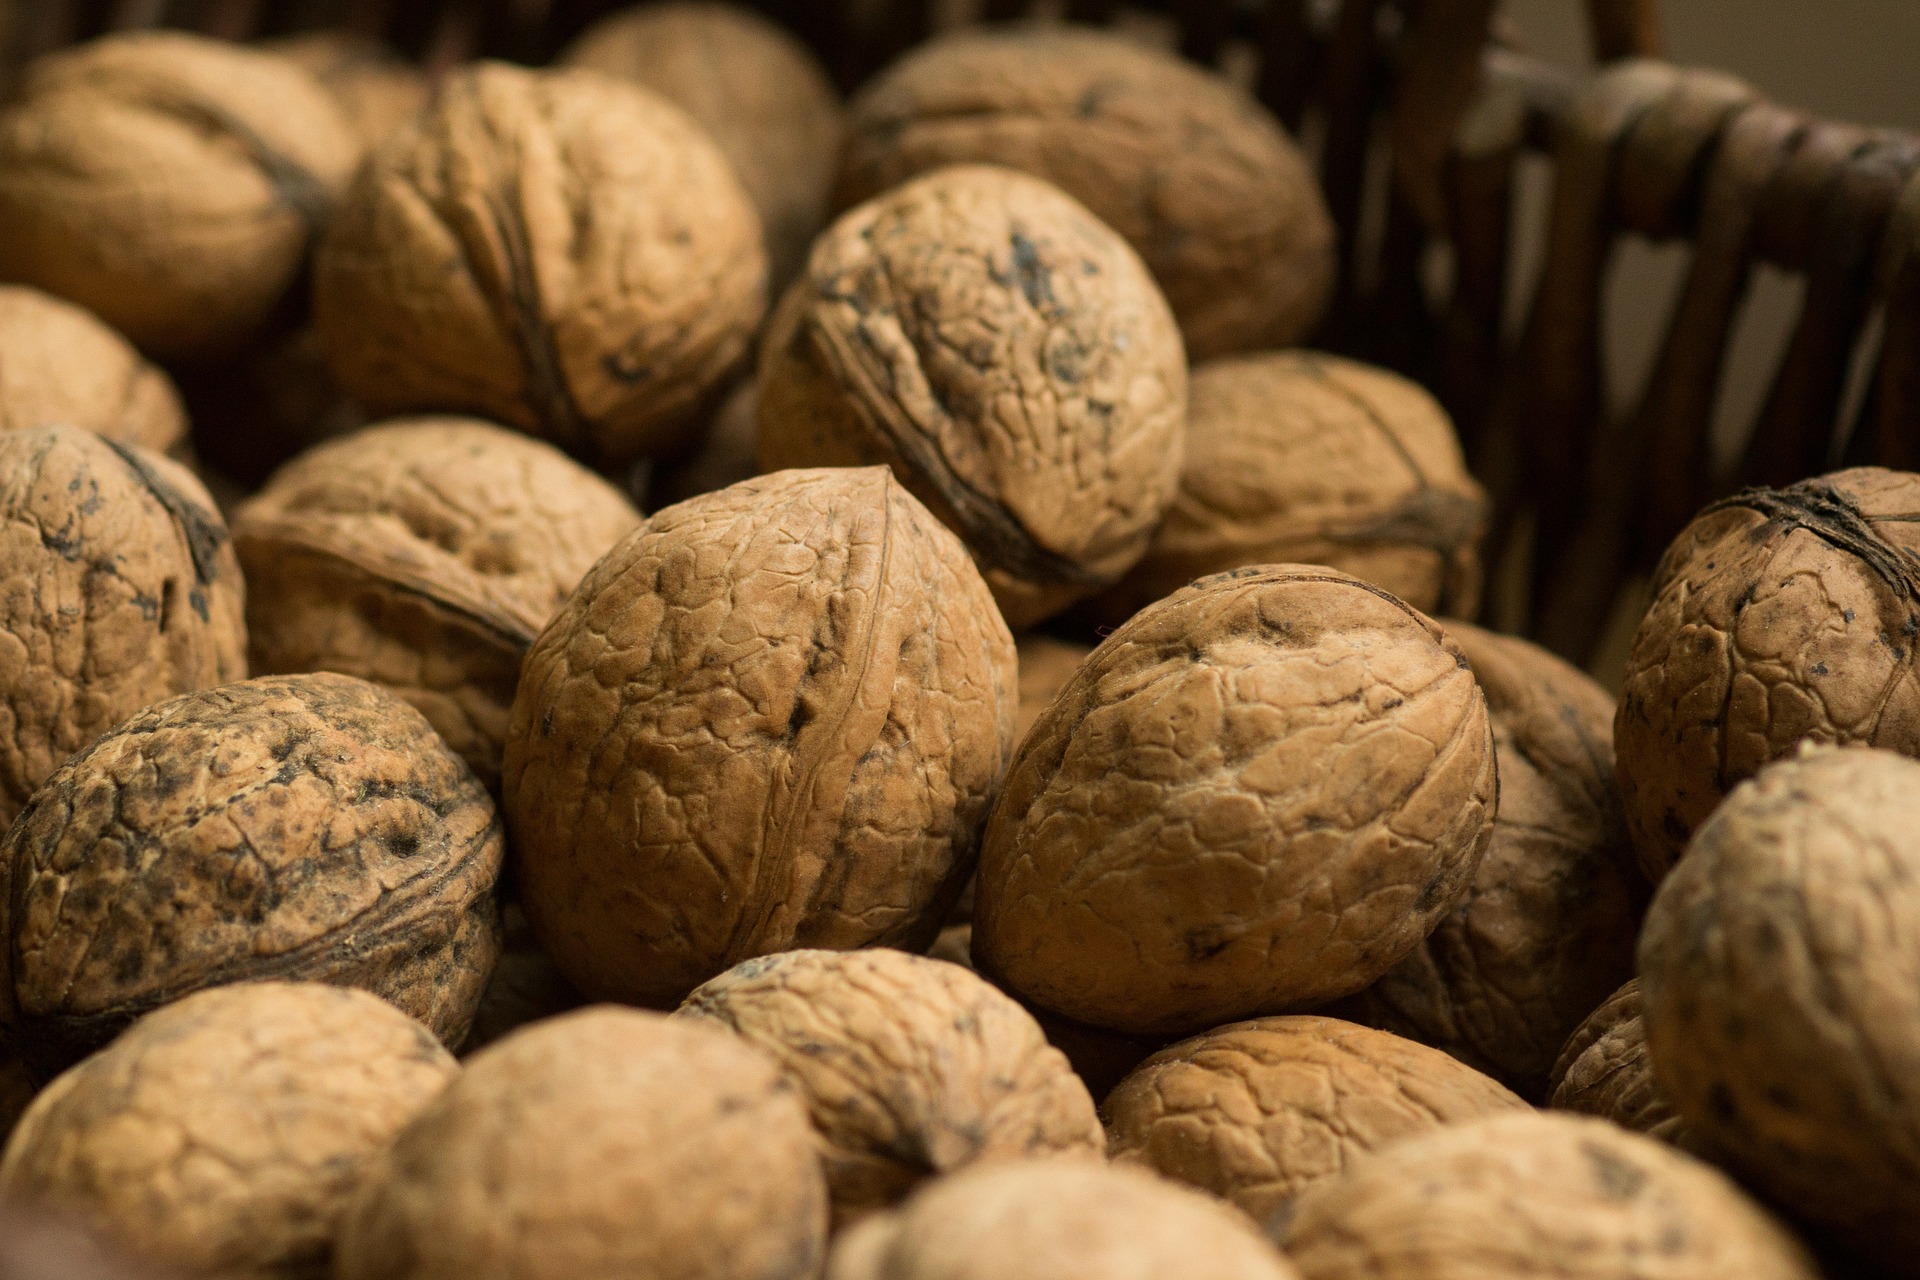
1105;1016;1527;1224
1547;979;1689;1147
0;425;246;827
335;1006;827;1280
233;417;641;788
0;286;187;456
0;32;359;359
759;163;1187;626
973;565;1496;1036
265;31;426;152
0;982;457;1280
315;61;766;470
504;467;1016;1007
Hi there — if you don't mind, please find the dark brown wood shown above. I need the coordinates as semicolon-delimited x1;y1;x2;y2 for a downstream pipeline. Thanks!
1176;0;1238;67
1850;170;1920;468
1316;0;1388;342
1586;0;1661;61
1256;0;1317;130
1390;0;1497;231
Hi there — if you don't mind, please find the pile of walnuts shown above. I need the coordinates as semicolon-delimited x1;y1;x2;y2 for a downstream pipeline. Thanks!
0;6;1908;1280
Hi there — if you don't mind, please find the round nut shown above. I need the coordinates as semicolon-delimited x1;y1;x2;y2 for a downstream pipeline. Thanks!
232;417;641;789
1015;635;1091;746
0;982;457;1279
315;61;767;470
1105;1016;1527;1223
560;1;841;292
758;163;1187;626
1087;352;1487;625
0;32;359;359
1274;1112;1820;1280
646;380;762;511
2;672;503;1072
504;467;1016;1007
265;31;427;151
678;948;1104;1227
1547;978;1689;1146
1616;468;1920;879
0;286;187;456
0;425;246;827
335;1006;828;1280
973;565;1497;1036
1331;622;1646;1099
827;1158;1300;1280
0;1207;167;1280
837;28;1334;361
1639;746;1920;1269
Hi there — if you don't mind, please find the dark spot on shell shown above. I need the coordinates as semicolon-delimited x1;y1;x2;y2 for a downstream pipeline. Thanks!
1580;1141;1648;1201
1010;231;1055;311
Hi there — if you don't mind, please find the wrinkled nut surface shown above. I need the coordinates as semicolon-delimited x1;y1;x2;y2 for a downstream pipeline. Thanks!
1547;979;1688;1146
1616;468;1920;880
646;379;761;511
1089;352;1487;625
0;983;457;1280
0;286;187;456
678;948;1103;1227
973;566;1497;1036
1332;623;1644;1099
2;672;502;1072
1274;1112;1820;1280
836;28;1334;361
233;417;641;789
1640;746;1920;1268
0;425;246;828
561;1;841;292
316;61;766;470
265;31;427;151
1015;636;1091;746
335;1007;827;1280
0;32;358;359
505;467;1016;1007
757;163;1187;627
828;1158;1301;1280
1105;1016;1526;1224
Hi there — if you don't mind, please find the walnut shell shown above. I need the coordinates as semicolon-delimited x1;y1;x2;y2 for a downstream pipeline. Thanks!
1273;1112;1820;1280
1015;635;1091;746
1087;353;1487;625
335;1006;827;1280
973;565;1497;1036
0;32;359;360
1330;623;1645;1099
560;2;841;293
2;672;502;1073
645;379;761;510
0;1208;170;1280
0;425;246;827
232;417;642;789
504;467;1016;1007
314;61;767;470
0;286;187;456
264;31;426;151
1639;746;1920;1270
1105;1016;1527;1224
828;1158;1300;1280
678;948;1103;1227
836;27;1334;361
1616;468;1920;879
0;982;457;1280
758;163;1187;626
1547;979;1689;1146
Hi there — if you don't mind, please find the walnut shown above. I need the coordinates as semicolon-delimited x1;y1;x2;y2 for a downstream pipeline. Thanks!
827;1159;1301;1280
1547;979;1689;1147
560;2;842;292
1330;622;1646;1099
758;163;1187;626
1015;635;1090;746
1616;468;1920;879
678;948;1102;1227
335;1006;827;1280
0;425;246;827
264;31;426;151
0;1207;171;1280
645;380;761;511
0;32;359;360
460;903;583;1054
0;286;187;457
0;983;457;1280
504;467;1016;1007
972;565;1496;1036
2;672;502;1074
1273;1112;1820;1280
835;27;1334;361
232;417;641;789
1639;745;1920;1272
1087;352;1487;625
314;61;766;470
1104;1016;1527;1224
